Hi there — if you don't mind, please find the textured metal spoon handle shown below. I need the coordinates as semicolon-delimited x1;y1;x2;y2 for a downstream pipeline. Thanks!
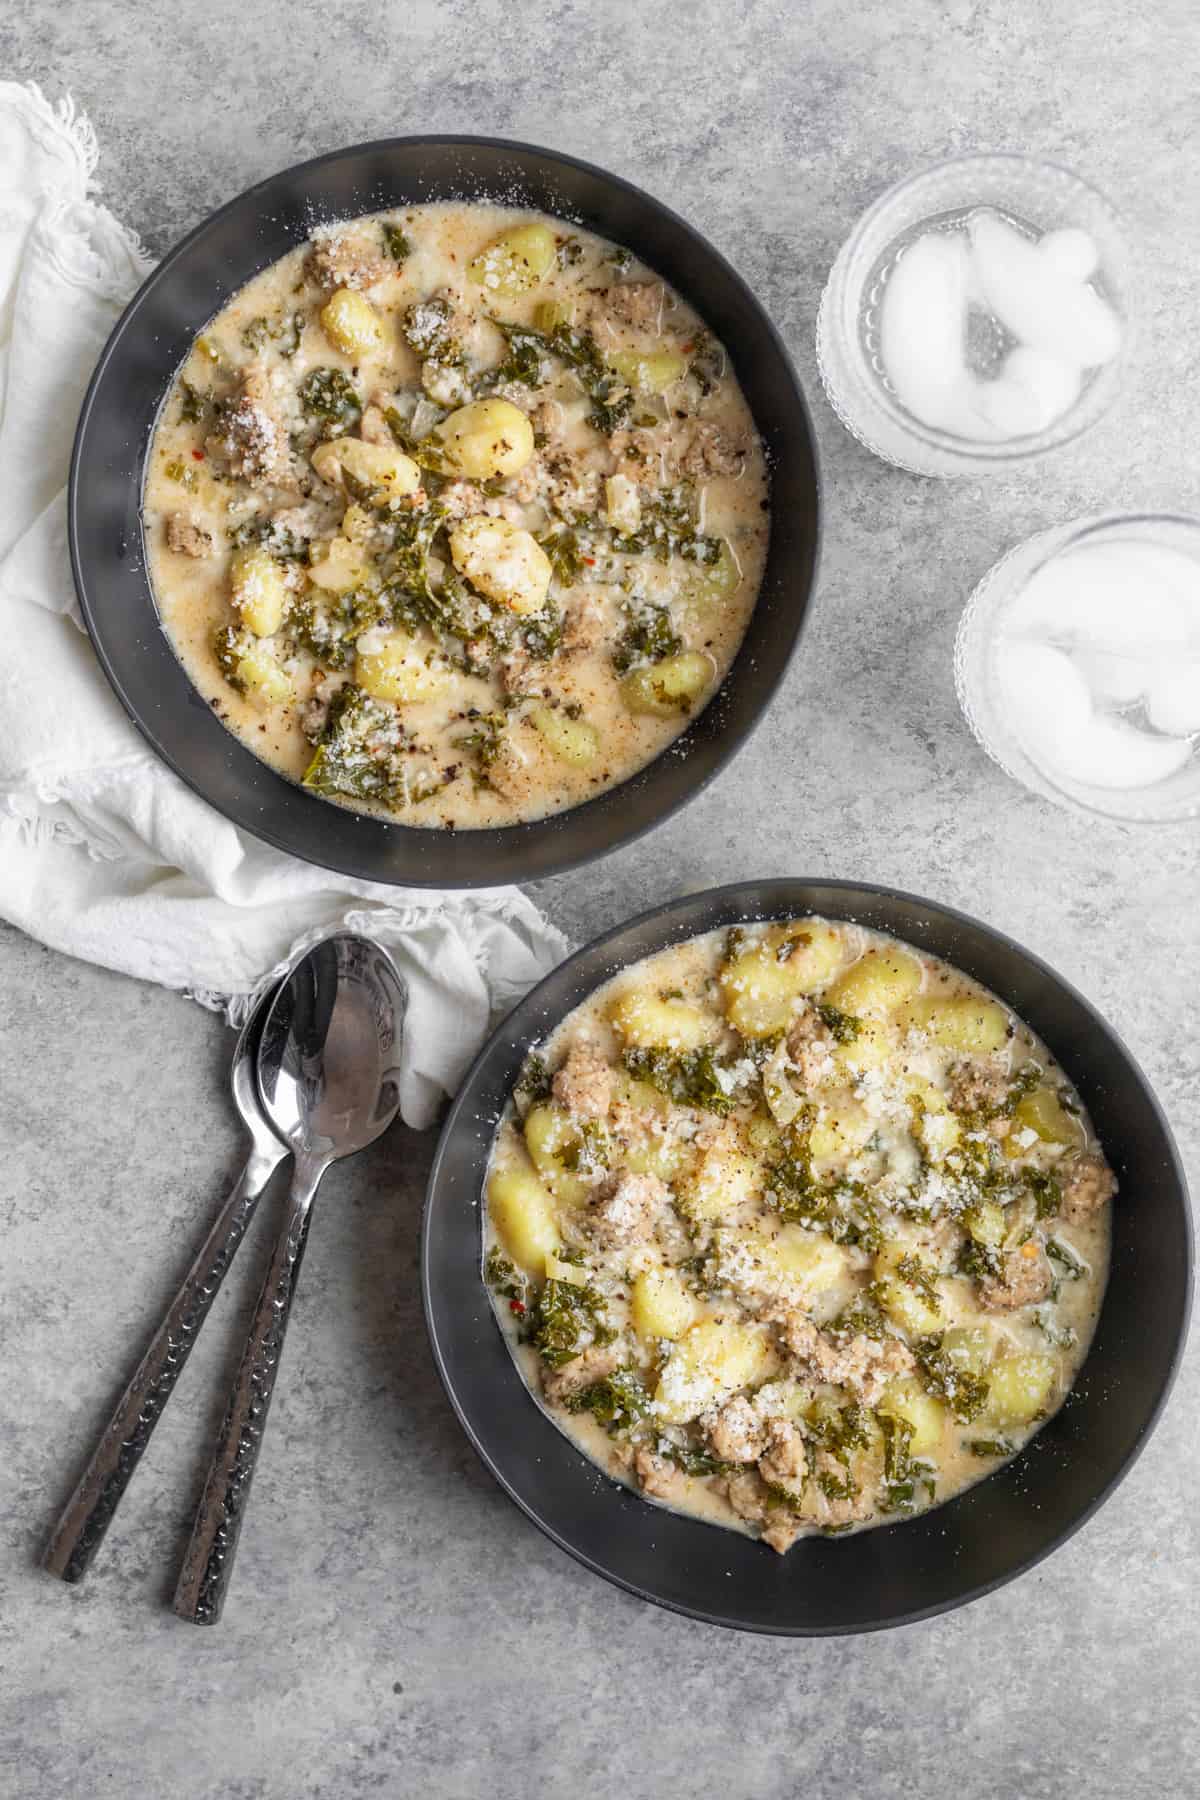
43;1139;286;1583
173;1155;326;1625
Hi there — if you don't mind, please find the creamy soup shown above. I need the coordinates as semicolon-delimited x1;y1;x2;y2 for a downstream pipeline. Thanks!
484;918;1114;1550
144;204;768;829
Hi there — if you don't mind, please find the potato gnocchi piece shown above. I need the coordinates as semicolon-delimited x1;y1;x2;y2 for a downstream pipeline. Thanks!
879;1378;946;1457
631;1266;699;1340
987;1352;1057;1426
654;1319;775;1424
311;437;421;501
434;398;535;479
230;546;287;638
898;993;1010;1054
608;345;687;393
1011;1086;1084;1149
450;516;551;615
232;640;294;707
356;631;450;704
609;989;716;1052
682;1135;763;1222
527;705;600;767
320;287;385;356
523;1101;590;1206
468;221;557;297
873;1245;943;1337
824;947;922;1018
488;1163;559;1275
621;651;714;718
307;534;374;594
720;920;845;1037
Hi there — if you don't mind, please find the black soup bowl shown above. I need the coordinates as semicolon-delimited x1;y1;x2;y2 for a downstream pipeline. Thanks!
423;878;1191;1635
70;137;820;888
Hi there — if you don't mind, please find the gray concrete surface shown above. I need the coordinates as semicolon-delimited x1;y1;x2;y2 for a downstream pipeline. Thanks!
2;2;1198;1795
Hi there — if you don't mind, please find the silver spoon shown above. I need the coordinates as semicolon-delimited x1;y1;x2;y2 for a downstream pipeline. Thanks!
44;982;291;1582
173;933;406;1625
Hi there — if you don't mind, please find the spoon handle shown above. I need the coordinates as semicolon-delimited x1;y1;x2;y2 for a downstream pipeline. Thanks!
173;1156;326;1625
43;1138;286;1583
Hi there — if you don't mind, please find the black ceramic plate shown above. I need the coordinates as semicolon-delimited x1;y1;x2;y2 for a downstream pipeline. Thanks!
69;137;820;888
423;879;1192;1635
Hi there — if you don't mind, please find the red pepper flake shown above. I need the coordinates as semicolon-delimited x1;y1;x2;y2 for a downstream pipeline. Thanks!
583;555;596;565
191;448;204;460
509;1299;526;1316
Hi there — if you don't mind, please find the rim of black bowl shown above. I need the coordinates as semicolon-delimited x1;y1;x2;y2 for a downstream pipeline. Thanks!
69;135;821;889
422;877;1193;1635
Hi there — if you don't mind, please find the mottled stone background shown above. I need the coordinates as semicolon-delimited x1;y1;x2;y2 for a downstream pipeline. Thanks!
2;2;1197;1795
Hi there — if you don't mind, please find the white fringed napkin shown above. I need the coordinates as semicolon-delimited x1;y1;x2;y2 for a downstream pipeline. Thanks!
0;83;568;1127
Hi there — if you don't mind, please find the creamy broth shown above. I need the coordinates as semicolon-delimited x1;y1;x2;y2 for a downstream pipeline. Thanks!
144;204;768;829
483;919;1114;1551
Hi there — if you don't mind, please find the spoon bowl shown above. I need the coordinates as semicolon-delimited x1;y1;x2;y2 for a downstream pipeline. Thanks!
257;934;406;1166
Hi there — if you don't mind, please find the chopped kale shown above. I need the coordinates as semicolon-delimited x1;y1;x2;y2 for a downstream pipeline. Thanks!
403;297;461;362
875;1412;934;1514
894;1253;940;1306
656;1438;736;1478
299;366;362;432
493;321;551;387
484;1247;527;1305
967;1436;1015;1459
291;589;384;669
766;1155;883;1252
913;1335;990;1424
454;710;508;772
529;1277;615;1368
212;624;251;693
621;1044;745;1116
382;222;412;262
514;1052;553;1107
179;379;207;424
537;526;585;588
382;407;449;473
607;246;633;273
1026;1168;1062;1220
564;1367;651;1432
686;334;724;396
958;1234;1003;1283
242;311;303;358
611;600;682;675
1046;1237;1086;1280
228;514;310;561
556;236;584;268
816;1003;861;1045
302;685;410;805
808;1401;873;1469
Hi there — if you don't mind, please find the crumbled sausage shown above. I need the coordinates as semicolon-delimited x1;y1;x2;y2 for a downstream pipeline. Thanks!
165;513;212;558
359;403;393;446
979;1242;1054;1311
552;1042;613;1121
208;369;290;486
587;1170;666;1247
723;1469;805;1553
439;480;488;520
947;1058;1009;1114
541;1343;622;1406
757;1418;806;1497
704;1395;766;1464
307;229;388;292
609;425;672;485
784;1001;838;1090
541;447;601;517
679;422;747;481
601;281;666;331
634;1448;689;1504
1060;1154;1117;1226
773;1313;915;1406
